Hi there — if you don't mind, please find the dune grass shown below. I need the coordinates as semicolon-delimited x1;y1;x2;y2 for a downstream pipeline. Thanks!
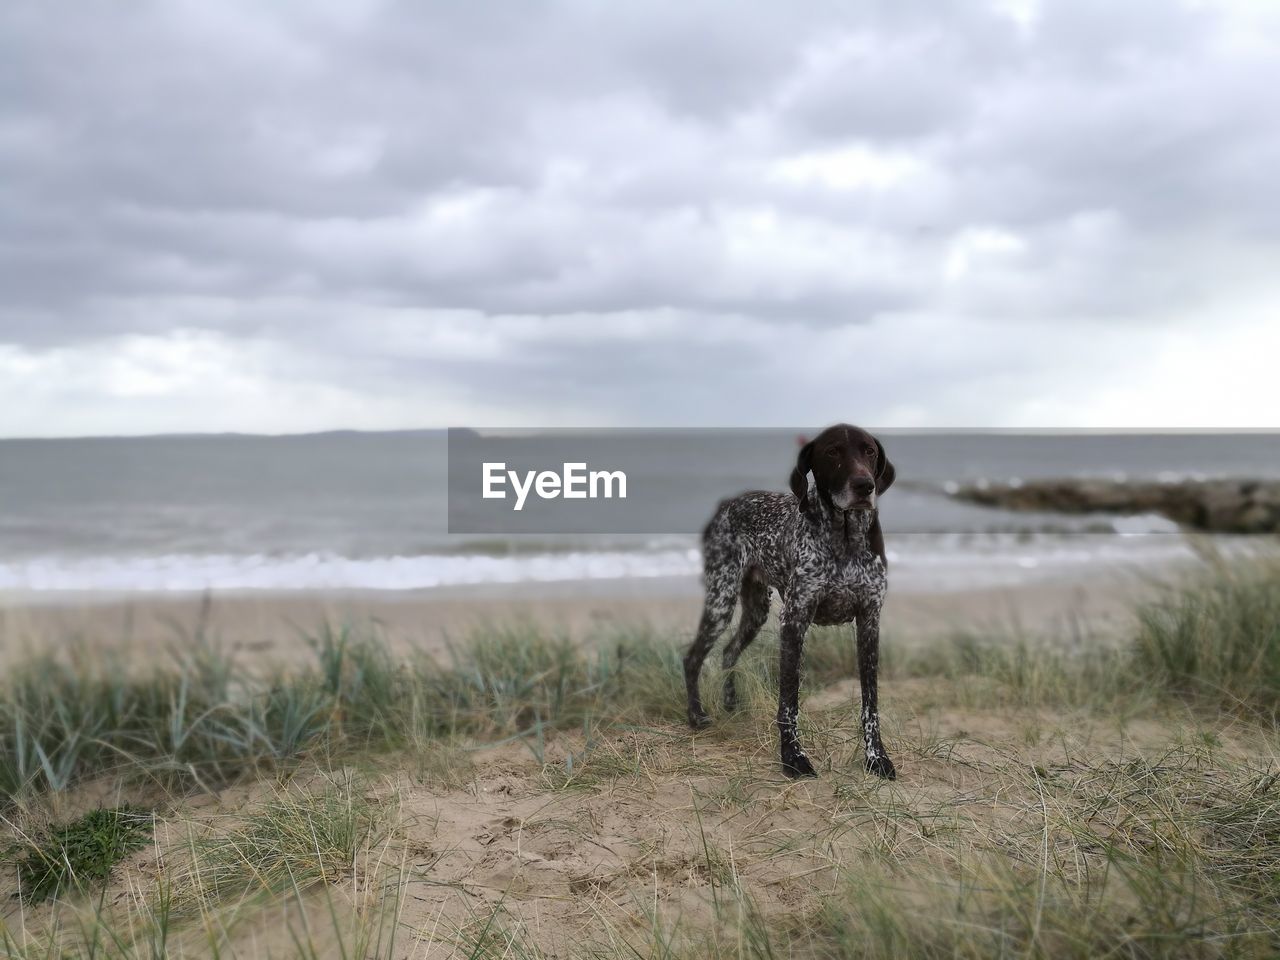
1132;562;1280;719
0;621;693;804
8;807;154;906
5;561;1278;804
2;777;406;959
2;561;1279;957
184;777;386;908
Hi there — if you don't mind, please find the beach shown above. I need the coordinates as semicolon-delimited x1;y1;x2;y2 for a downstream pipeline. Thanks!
4;430;1278;956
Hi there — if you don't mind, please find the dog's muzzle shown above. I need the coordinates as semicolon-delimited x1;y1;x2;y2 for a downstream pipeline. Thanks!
834;482;876;511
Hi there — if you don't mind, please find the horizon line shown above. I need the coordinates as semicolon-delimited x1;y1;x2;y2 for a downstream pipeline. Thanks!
3;426;1280;442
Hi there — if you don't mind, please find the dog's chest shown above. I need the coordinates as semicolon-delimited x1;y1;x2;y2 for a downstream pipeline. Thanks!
811;552;887;624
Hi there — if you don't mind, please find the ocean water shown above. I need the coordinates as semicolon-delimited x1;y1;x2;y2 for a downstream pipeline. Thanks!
0;430;1276;593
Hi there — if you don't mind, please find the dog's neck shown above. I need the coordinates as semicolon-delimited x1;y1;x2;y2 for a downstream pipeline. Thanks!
811;490;874;557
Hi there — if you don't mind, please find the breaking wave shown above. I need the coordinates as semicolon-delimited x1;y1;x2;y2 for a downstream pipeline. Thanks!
0;532;1219;594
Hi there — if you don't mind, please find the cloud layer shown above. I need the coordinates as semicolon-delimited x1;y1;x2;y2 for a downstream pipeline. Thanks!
3;0;1279;434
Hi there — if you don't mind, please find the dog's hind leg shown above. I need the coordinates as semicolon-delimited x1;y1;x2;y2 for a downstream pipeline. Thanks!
721;572;770;713
684;549;739;729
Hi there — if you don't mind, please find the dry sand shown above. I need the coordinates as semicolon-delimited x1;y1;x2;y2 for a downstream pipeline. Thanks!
23;675;1267;958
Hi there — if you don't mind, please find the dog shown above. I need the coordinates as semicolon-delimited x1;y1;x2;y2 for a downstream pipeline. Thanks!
683;424;896;779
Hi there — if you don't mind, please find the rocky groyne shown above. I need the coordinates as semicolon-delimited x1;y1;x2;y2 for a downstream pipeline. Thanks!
950;478;1280;533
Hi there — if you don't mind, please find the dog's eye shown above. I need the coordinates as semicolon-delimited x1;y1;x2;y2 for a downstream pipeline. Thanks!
825;448;840;459
863;445;875;456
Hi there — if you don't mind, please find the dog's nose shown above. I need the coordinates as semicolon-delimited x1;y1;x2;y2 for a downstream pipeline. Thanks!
852;477;875;497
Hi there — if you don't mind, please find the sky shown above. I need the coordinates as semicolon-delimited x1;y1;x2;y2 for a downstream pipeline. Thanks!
3;0;1279;437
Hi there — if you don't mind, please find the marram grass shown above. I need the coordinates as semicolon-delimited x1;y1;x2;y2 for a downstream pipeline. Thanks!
4;563;1280;803
9;806;153;905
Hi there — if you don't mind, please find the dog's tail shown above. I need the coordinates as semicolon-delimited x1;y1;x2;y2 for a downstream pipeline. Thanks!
701;499;734;546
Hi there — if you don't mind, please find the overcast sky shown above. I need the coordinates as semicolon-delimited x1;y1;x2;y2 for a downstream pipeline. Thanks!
3;0;1279;436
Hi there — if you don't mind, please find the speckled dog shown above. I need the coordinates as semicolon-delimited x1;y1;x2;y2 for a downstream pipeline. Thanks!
683;424;897;779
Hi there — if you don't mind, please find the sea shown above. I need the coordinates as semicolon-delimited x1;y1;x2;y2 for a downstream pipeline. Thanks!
1;430;1277;595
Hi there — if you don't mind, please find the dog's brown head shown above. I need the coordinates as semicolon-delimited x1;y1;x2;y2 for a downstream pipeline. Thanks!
789;424;895;513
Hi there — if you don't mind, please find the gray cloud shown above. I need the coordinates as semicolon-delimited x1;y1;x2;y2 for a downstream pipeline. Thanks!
2;0;1279;432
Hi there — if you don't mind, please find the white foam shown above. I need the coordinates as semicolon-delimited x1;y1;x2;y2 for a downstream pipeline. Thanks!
0;550;703;593
1110;513;1182;535
0;534;1233;595
883;532;1207;592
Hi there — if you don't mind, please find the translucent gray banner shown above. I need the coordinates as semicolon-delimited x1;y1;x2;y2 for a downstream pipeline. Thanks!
447;428;1280;536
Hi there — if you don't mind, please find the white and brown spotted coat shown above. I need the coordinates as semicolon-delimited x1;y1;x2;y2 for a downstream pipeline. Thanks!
683;424;896;780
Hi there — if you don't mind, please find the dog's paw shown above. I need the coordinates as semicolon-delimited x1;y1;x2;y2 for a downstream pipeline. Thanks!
866;755;897;780
781;752;818;779
687;709;712;730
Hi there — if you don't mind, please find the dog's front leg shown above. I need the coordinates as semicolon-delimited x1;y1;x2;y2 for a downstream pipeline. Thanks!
856;605;896;780
777;588;819;778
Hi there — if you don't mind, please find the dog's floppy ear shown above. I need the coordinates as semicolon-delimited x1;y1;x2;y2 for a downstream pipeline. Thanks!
790;440;814;509
874;437;896;495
